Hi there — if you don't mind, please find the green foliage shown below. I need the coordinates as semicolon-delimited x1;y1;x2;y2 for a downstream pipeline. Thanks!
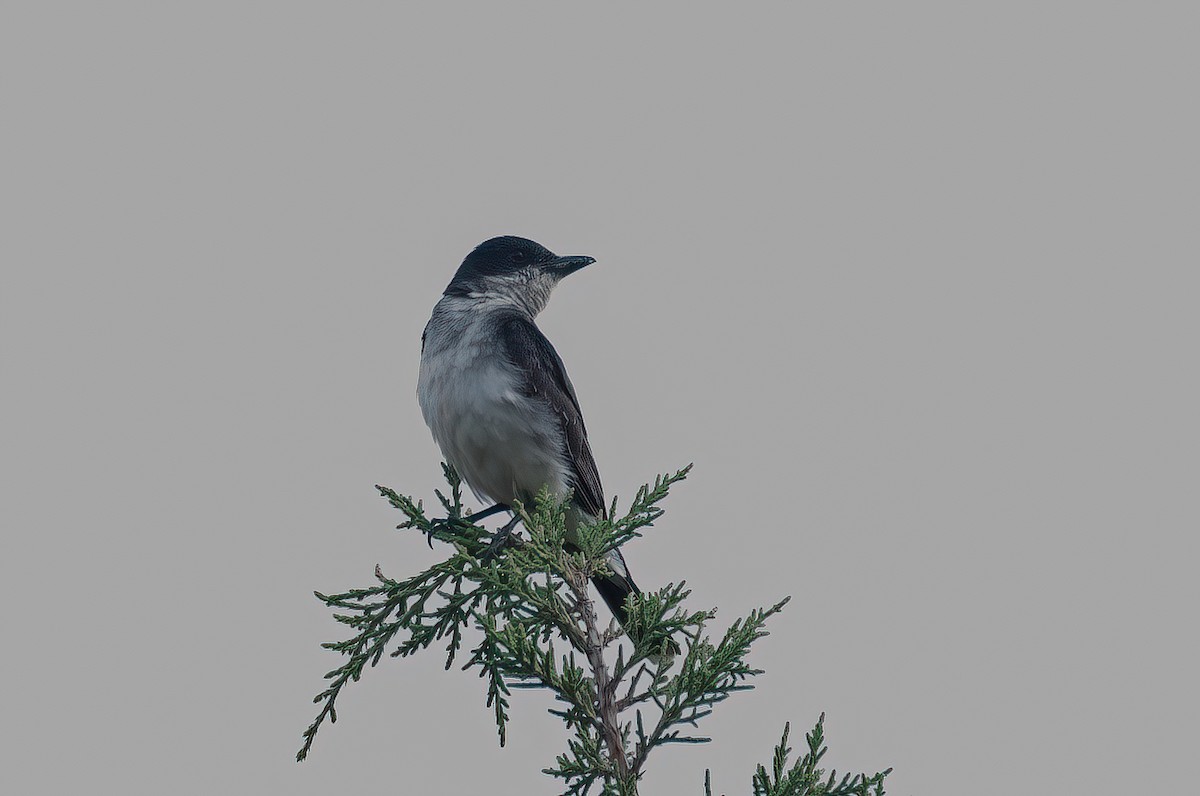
704;717;892;796
298;464;892;796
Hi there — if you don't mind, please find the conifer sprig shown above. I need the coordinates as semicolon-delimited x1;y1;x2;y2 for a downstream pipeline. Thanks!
297;465;891;796
704;716;892;796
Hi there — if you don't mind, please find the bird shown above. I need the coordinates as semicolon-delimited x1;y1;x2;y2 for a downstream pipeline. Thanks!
417;235;641;629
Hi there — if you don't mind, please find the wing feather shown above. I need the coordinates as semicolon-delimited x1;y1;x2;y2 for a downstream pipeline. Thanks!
496;315;606;518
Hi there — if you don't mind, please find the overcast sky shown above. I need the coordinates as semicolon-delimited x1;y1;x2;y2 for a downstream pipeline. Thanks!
3;4;1197;795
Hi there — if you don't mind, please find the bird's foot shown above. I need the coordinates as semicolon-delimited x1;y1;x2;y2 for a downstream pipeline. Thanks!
424;518;454;548
425;503;511;549
482;515;523;563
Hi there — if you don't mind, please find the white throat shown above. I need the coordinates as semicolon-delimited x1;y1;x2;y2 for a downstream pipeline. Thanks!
466;269;559;318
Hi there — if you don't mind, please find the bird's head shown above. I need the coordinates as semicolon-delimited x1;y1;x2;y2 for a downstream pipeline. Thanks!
444;236;596;316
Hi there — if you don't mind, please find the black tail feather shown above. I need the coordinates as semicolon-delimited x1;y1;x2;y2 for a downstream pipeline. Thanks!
581;547;680;659
592;571;639;627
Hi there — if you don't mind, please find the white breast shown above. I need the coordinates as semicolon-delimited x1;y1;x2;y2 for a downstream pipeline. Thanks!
417;298;570;508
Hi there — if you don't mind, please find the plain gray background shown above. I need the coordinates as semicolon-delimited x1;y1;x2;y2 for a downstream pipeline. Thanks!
3;4;1196;794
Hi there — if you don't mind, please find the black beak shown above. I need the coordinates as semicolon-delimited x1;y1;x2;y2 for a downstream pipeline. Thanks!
546;255;596;276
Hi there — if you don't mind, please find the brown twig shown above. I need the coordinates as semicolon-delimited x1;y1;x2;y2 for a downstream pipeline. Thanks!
568;569;634;791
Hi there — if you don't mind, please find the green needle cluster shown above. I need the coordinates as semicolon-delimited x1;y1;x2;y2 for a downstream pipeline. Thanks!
298;464;891;796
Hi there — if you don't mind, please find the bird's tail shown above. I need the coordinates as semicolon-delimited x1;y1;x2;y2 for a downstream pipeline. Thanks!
591;550;680;661
592;548;640;627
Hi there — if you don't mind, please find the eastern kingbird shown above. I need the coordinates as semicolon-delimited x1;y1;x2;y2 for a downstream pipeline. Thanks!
418;236;639;627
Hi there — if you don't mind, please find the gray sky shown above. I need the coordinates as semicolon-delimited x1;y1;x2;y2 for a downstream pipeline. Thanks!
3;4;1197;795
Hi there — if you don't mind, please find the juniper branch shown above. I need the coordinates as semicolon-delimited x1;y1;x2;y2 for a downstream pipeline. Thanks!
706;715;892;796
298;463;891;796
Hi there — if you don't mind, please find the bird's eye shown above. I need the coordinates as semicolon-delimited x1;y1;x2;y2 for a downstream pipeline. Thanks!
510;251;526;264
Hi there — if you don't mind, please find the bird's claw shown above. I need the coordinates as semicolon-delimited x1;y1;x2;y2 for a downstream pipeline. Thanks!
481;517;523;563
425;517;460;548
481;529;512;563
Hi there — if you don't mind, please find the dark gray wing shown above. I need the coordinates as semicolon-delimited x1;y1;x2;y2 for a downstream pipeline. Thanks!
496;314;606;518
